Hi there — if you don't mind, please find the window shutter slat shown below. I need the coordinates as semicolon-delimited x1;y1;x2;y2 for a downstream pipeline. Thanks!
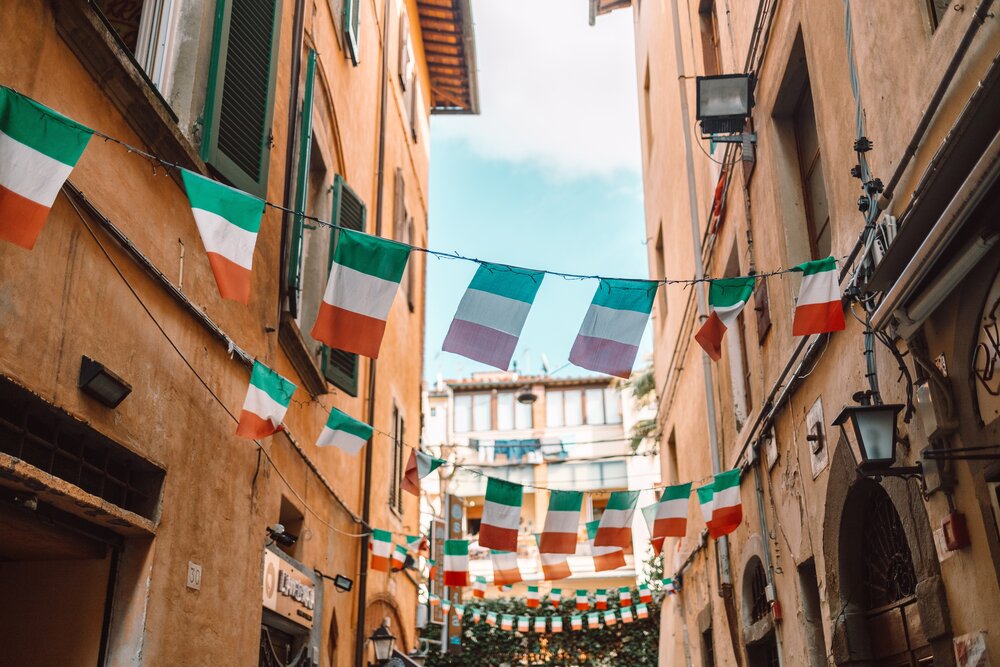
286;49;318;318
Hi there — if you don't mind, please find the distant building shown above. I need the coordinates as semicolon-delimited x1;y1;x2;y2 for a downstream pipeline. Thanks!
422;371;660;599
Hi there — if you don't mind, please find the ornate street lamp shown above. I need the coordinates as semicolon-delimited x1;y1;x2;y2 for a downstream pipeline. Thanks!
369;625;396;666
833;393;918;478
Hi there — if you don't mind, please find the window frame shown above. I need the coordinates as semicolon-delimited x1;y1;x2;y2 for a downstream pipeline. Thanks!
389;405;405;516
792;86;831;261
343;0;361;66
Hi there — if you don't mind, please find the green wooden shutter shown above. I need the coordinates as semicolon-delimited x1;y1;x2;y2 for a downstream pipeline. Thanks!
286;49;318;318
201;0;283;196
343;0;361;66
321;175;367;395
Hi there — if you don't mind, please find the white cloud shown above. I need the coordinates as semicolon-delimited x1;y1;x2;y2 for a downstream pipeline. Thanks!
431;0;641;179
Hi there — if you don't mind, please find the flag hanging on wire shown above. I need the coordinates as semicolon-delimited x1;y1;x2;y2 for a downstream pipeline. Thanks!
441;599;451;613
526;585;540;608
550;588;562;607
586;520;626;571
236;361;296;439
569;278;658;378
640;503;665;556
694;276;756;361
534;534;572;580
622;606;634;624
517;616;529;633
639;583;653;602
442;262;544;370
444;539;469;586
792;256;845;336
594;490;640;548
391;544;407;570
479;478;523;551
570;615;583;631
0;87;93;250
311;229;410;359
180;168;264;303
369;529;392;572
316;406;372;453
501;614;514;631
575;590;589;611
491;550;522;586
404;535;427;555
651;482;693;538
595;589;608;610
401;448;445;496
539;490;582;554
486;611;498;626
587;612;600;629
698;484;716;536
552;615;563;633
619;587;632;605
471;608;482;623
533;616;546;633
428;594;440;606
709;469;742;537
472;576;487;598
636;603;649;619
603;610;617;626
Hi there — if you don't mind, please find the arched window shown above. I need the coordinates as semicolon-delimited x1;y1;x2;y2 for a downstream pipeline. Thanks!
861;484;917;609
747;558;770;624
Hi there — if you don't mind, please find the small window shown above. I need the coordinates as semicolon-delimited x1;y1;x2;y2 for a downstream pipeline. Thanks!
654;227;668;325
201;0;283;196
497;393;515;431
643;59;653;157
702;627;716;667
454;395;472;433
93;0;179;91
698;0;722;76
546;390;564;427
515;398;533;430
603;388;622;424
389;406;404;515
472;394;492;431
277;496;305;558
564;391;583;426
343;0;361;66
927;0;949;29
794;86;831;261
585;388;605;425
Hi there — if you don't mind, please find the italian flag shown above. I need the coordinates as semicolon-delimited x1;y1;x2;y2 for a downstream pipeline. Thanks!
636;603;649;620
500;614;513;631
441;599;451;613
533;616;546;633
391;544;408;570
472;576;487;598
639;583;652;603
694;276;756;361
569;278;658;378
621;606;634;624
490;550;522;585
442;262;544;370
587;613;600;629
236;361;296;439
652;482;693;538
575;590;589;611
454;604;465;617
619;587;632;605
534;534;572;580
603;610;617;626
479;478;522;551
664;578;676;593
486;611;498;626
0;87;92;250
594;490;640;548
311;229;410;359
709;469;742;537
404;535;426;555
550;588;562;607
640;503;665;556
427;559;437;580
586;520;626;571
570;615;583;631
369;529;392;572
471;608;482;623
500;584;513;593
316;406;372;453
443;539;469;586
552;616;563;633
428;594;439;606
539;490;582;553
401;448;445;496
792;256;845;336
526;585;540;608
179;168;264;303
517;616;529;633
595;589;608;610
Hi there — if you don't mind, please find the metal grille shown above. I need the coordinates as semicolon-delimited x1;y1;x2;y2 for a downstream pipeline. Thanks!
218;0;278;181
862;485;917;609
749;559;770;623
0;376;164;520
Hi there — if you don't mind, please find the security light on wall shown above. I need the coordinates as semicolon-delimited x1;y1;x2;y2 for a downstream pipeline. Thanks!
696;74;755;134
78;356;132;408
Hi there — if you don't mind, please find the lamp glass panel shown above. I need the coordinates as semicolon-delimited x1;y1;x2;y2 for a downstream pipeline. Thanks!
86;373;128;404
856;410;896;461
699;77;750;118
372;635;395;660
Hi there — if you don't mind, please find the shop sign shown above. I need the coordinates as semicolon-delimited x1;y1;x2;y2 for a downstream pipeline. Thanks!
262;549;316;629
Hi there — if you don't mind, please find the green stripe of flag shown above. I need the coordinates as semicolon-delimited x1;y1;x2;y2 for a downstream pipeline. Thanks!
548;490;583;512
528;585;538;592
714;468;741;491
707;277;755;309
444;539;468;556
0;87;93;165
661;482;692;502
585;519;601;541
619;587;629;594
250;361;296;406
794;256;837;276
333;228;410;282
180;168;264;233
591;278;658;313
696;485;714;505
468;262;544;303
325;407;373;440
372;528;392;542
485;477;523;507
641;503;657;527
606;490;640;511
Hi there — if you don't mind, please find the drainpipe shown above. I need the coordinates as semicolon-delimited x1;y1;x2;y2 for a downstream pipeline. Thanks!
354;0;392;665
668;0;739;662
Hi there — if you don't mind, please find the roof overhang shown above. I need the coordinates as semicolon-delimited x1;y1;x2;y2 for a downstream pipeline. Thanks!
416;0;480;115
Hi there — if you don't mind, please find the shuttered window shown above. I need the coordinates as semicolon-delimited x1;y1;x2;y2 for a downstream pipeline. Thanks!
343;0;361;66
287;49;318;318
321;175;366;395
201;0;283;196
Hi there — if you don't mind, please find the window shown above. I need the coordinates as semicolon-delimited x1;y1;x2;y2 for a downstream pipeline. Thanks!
549;461;628;492
564;391;583;426
702;627;716;667
794;86;831;260
723;249;752;428
455;394;492;432
516;398;532;430
393;169;415;311
548;388;620;426
927;0;949;29
389;406;404;514
585;388;605;425
93;0;179;92
698;0;722;76
454;395;471;433
277;496;305;558
343;0;361;66
497;393;515;430
201;0;282;196
643;59;653;157
654;227;668;325
603;388;622;424
546;390;564;427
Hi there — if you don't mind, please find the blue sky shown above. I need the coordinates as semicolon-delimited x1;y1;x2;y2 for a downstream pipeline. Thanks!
423;1;648;382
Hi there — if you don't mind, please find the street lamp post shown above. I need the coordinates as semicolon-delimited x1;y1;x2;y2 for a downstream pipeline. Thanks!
369;625;396;666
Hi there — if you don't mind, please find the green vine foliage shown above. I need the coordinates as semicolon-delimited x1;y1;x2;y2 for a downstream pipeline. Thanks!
421;585;661;667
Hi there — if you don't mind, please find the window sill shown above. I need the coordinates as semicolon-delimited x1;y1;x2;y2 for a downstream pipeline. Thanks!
53;1;208;179
278;312;328;397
